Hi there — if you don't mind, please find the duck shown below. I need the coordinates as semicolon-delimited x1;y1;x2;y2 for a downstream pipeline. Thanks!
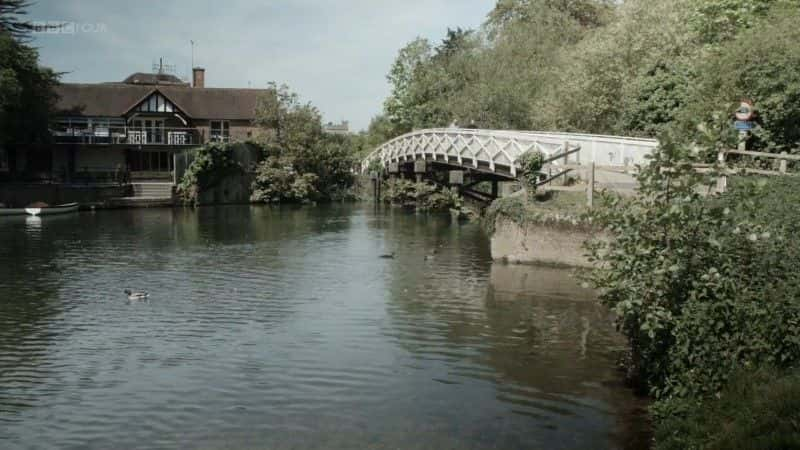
124;289;149;300
379;252;395;259
424;248;438;261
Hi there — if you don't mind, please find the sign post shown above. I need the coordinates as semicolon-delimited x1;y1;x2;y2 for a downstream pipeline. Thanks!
734;99;755;152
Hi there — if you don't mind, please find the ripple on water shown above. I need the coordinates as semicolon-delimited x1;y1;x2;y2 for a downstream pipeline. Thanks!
0;206;648;449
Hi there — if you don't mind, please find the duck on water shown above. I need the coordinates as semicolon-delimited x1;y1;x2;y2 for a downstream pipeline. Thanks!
124;289;149;300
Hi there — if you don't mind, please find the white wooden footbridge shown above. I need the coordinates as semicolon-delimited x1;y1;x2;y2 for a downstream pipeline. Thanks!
361;128;658;180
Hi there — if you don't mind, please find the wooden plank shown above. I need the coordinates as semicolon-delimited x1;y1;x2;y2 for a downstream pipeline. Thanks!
725;149;800;161
536;168;574;187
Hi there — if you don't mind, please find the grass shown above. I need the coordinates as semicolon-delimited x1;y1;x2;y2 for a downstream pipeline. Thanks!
482;189;592;235
655;367;800;450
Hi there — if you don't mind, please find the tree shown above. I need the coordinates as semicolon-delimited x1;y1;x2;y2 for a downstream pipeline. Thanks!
383;37;434;132
0;0;35;40
677;5;800;152
251;83;356;203
253;82;323;155
0;1;59;151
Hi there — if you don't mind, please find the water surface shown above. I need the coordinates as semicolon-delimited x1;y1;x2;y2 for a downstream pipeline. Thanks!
0;205;647;449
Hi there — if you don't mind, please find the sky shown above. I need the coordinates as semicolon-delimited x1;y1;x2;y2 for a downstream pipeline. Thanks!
28;0;496;131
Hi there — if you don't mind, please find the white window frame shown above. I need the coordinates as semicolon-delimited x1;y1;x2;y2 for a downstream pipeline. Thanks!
210;120;230;142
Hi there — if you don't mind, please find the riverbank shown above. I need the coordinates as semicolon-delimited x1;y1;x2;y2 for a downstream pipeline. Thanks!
484;191;598;267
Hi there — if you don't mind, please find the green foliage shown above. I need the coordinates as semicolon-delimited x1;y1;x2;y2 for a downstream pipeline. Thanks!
250;155;319;204
689;0;780;45
0;30;59;146
381;178;463;211
251;83;357;203
680;6;800;152
374;0;800;154
177;143;243;205
585;135;800;402
483;190;589;235
516;150;544;189
655;367;800;450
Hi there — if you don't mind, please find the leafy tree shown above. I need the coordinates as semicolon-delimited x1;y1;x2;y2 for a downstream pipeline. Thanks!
251;83;356;203
0;0;35;40
678;5;800;152
383;37;434;133
689;0;782;45
0;1;59;149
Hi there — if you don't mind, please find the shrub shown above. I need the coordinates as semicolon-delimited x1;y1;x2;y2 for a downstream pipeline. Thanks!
177;143;243;205
585;133;800;400
517;150;544;190
250;156;319;204
655;367;800;450
381;178;463;211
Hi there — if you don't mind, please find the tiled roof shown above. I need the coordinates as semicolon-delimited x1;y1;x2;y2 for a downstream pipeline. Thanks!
122;72;188;86
55;83;269;121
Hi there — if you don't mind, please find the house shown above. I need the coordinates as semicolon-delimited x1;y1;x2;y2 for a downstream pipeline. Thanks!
7;67;269;183
323;120;350;135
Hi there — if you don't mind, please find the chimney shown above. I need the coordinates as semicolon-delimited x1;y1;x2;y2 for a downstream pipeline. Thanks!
192;67;205;88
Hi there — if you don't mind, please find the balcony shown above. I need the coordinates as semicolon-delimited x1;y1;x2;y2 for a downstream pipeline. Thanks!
52;126;202;146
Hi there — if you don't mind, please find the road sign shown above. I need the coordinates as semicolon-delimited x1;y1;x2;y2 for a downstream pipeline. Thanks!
734;120;754;131
735;100;755;121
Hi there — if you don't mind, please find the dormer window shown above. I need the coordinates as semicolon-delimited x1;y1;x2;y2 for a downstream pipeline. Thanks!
137;92;175;113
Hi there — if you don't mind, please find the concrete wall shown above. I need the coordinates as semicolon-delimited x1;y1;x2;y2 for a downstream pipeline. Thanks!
490;216;602;267
0;183;129;207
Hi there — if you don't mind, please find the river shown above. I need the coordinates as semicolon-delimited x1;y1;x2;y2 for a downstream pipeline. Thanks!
0;205;648;449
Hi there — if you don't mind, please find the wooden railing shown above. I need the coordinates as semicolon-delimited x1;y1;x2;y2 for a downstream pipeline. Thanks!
713;149;797;193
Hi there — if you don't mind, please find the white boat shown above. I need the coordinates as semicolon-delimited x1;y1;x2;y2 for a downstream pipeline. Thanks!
0;207;26;216
23;203;80;216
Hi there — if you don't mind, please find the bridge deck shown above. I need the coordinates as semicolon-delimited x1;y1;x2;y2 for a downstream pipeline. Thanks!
363;128;658;179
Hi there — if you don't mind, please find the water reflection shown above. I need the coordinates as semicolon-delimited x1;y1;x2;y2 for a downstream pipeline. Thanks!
0;205;647;449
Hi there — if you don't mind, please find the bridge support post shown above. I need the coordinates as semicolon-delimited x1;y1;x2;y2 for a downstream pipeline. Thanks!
491;180;498;198
587;162;595;208
414;160;426;183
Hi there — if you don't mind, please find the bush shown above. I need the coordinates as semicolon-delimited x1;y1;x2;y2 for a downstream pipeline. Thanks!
655;367;800;450
177;143;243;205
381;178;463;211
250;156;319;204
517;150;545;190
585;134;800;400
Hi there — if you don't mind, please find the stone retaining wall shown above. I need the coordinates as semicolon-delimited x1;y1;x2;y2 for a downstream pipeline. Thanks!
490;216;603;267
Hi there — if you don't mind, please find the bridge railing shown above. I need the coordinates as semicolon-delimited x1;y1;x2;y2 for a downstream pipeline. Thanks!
362;128;658;178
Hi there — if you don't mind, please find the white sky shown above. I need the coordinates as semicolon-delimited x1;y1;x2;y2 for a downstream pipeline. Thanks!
29;0;496;131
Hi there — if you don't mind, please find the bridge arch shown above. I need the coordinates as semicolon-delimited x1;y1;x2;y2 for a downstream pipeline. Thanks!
362;128;659;180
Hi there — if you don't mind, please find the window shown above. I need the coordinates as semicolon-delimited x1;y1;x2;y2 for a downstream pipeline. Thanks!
137;93;175;113
210;120;230;142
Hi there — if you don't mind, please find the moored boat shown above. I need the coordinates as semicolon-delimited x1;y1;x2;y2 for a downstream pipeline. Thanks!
0;207;26;216
24;203;79;216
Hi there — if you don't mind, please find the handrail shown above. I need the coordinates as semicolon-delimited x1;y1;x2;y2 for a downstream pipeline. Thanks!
362;128;656;176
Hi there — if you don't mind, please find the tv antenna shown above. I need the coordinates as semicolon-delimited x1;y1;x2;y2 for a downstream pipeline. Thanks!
152;57;176;75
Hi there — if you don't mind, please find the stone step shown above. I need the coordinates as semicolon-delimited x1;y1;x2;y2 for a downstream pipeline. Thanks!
131;183;174;199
